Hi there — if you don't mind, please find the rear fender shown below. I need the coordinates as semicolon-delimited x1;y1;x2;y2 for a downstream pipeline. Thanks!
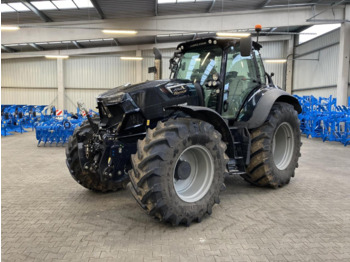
238;88;301;129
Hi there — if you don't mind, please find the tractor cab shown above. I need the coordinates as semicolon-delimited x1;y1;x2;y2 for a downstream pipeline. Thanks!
169;38;268;120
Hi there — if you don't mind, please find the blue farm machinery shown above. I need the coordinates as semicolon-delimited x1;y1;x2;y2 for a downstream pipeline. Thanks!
294;95;350;146
1;104;98;146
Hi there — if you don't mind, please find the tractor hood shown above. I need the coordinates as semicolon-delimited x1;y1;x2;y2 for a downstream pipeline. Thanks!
97;79;173;106
96;79;201;131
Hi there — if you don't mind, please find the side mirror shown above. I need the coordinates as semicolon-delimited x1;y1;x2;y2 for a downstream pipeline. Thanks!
240;36;252;57
148;66;157;73
271;72;275;77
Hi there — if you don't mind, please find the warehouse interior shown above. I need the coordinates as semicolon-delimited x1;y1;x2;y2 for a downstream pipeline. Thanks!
1;1;350;261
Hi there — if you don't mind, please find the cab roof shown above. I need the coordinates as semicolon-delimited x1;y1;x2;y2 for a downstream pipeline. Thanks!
176;37;261;52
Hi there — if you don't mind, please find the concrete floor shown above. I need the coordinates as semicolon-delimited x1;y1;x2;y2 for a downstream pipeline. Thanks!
1;131;350;262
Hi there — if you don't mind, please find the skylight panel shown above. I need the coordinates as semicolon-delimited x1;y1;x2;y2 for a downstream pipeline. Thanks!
8;3;30;12
73;0;94;8
32;1;58;10
52;0;77;9
1;4;16;13
299;24;341;44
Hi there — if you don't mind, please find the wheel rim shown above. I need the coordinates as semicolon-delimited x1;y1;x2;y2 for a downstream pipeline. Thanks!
173;145;214;203
272;122;295;170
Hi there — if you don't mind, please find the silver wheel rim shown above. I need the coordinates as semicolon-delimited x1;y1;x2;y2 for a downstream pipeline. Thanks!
272;122;295;170
173;145;214;203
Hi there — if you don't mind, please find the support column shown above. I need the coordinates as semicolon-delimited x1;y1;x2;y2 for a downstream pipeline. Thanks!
136;50;142;83
285;35;294;94
57;58;65;109
336;5;350;106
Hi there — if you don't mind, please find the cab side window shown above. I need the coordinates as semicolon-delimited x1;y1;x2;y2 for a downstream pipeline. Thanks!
222;46;260;119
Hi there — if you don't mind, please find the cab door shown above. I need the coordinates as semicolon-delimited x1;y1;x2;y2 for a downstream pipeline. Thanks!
221;47;265;120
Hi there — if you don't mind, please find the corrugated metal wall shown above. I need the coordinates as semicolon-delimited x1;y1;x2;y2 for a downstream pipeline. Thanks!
63;52;136;111
1;58;57;88
1;88;58;105
293;29;340;97
1;41;287;111
260;41;286;88
1;58;58;106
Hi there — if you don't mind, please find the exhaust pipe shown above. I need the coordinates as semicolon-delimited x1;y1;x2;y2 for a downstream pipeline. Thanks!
153;47;162;80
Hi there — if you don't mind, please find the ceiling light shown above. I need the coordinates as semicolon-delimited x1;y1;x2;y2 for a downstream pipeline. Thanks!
120;57;143;60
265;59;287;63
52;0;77;9
216;32;251;38
73;0;94;8
31;1;57;10
1;26;20;31
102;30;137;35
4;44;19;47
8;3;30;12
1;4;16;12
45;55;69;59
177;0;195;2
158;0;176;3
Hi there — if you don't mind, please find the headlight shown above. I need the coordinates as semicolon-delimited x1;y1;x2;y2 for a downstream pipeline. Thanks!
105;93;125;105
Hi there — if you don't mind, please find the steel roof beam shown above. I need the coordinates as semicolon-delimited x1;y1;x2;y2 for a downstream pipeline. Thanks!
90;0;105;19
1;45;16;53
20;0;53;22
29;43;44;51
72;41;83;48
113;38;120;46
208;0;215;13
307;0;346;21
155;0;158;16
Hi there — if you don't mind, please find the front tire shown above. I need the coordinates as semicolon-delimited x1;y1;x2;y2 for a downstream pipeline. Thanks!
66;120;128;192
242;102;301;188
128;118;228;226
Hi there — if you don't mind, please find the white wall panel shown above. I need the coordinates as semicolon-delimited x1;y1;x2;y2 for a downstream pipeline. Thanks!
295;29;340;56
260;41;286;59
293;44;339;91
1;87;58;105
293;87;337;98
1;58;57;88
259;41;286;88
64;52;137;89
65;88;109;112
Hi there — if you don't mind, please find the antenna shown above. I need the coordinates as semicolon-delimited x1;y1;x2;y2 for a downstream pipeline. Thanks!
255;24;262;43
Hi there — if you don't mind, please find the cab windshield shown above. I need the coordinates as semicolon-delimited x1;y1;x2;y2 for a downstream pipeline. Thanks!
175;45;222;85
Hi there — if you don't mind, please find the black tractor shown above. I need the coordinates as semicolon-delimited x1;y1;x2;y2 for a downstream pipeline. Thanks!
66;35;301;226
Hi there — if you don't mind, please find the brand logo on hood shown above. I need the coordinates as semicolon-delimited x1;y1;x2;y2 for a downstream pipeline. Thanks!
165;84;188;96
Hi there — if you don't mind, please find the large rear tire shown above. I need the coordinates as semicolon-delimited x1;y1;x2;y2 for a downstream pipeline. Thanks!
242;102;301;188
128;118;228;226
66;119;128;192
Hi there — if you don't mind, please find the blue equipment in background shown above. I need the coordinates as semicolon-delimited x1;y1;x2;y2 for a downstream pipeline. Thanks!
1;104;47;136
294;95;350;146
1;103;98;147
34;106;98;146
